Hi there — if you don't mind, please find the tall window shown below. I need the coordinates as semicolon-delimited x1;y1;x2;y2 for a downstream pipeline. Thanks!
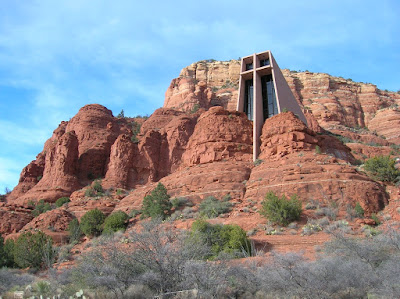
244;80;253;120
261;75;277;121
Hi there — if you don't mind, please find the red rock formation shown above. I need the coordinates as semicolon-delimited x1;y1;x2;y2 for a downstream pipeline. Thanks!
182;106;253;165
0;205;33;235
164;60;400;141
115;161;251;214
65;104;130;182
164;60;240;112
246;112;388;215
5;60;399;243
14;131;80;204
369;108;400;143
103;134;137;190
21;209;74;233
7;153;45;201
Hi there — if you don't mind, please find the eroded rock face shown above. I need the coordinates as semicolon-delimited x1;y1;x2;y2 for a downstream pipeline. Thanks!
66;104;129;181
8;104;134;205
7;153;45;201
369;109;400;143
245;112;388;216
21;209;75;233
103;134;137;190
164;60;240;112
14;131;80;204
0;205;33;235
182;106;253;166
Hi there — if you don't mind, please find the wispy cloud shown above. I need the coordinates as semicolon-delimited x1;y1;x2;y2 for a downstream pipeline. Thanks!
0;0;399;190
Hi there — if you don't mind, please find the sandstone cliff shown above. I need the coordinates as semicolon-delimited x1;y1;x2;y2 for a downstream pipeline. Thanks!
164;60;400;142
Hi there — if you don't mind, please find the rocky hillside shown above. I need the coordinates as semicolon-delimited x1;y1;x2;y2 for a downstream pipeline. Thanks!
1;60;399;250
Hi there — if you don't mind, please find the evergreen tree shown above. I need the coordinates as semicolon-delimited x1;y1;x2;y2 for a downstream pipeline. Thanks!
142;183;172;220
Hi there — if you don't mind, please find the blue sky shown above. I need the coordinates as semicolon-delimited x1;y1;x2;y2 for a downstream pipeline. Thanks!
0;0;399;192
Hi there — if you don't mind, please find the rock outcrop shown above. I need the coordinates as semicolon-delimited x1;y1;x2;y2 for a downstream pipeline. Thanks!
0;204;33;235
245;112;389;216
182;106;253;166
3;59;399;244
164;60;400;142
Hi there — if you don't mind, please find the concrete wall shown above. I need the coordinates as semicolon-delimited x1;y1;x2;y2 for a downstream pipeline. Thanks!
237;50;307;160
271;54;307;125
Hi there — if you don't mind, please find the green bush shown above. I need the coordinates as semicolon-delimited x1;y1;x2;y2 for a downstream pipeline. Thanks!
32;199;52;217
55;197;70;207
2;239;16;267
191;219;251;258
259;192;302;226
85;187;96;197
85;181;105;198
103;211;129;234
80;209;106;237
371;213;381;226
355;202;365;218
92;180;104;193
254;159;263;166
141;183;172;220
364;155;400;183
315;145;322;154
14;231;54;269
68;218;82;243
0;234;4;267
130;121;141;143
171;197;190;209
199;196;232;218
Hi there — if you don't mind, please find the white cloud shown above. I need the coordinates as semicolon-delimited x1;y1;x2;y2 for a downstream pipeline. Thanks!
0;0;399;191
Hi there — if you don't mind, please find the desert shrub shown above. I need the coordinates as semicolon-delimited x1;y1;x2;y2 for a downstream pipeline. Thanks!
355;202;365;218
85;180;105;197
103;211;129;234
199;196;232;218
67;218;82;243
302;221;323;236
305;199;321;210
127;219;210;295
130;120;141;143
371;213;381;225
0;268;34;294
0;234;5;267
259;192;302;226
92;180;104;193
315;206;337;220
141;183;172;220
55;197;70;207
71;239;146;297
32;199;52;217
190;103;200;113
171;197;191;209
116;188;125;196
84;187;95;197
2;238;16;267
253;158;263;166
191;219;251;258
129;209;141;218
315;145;322;154
14;231;54;270
364;155;400;182
0;235;16;268
80;209;106;237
